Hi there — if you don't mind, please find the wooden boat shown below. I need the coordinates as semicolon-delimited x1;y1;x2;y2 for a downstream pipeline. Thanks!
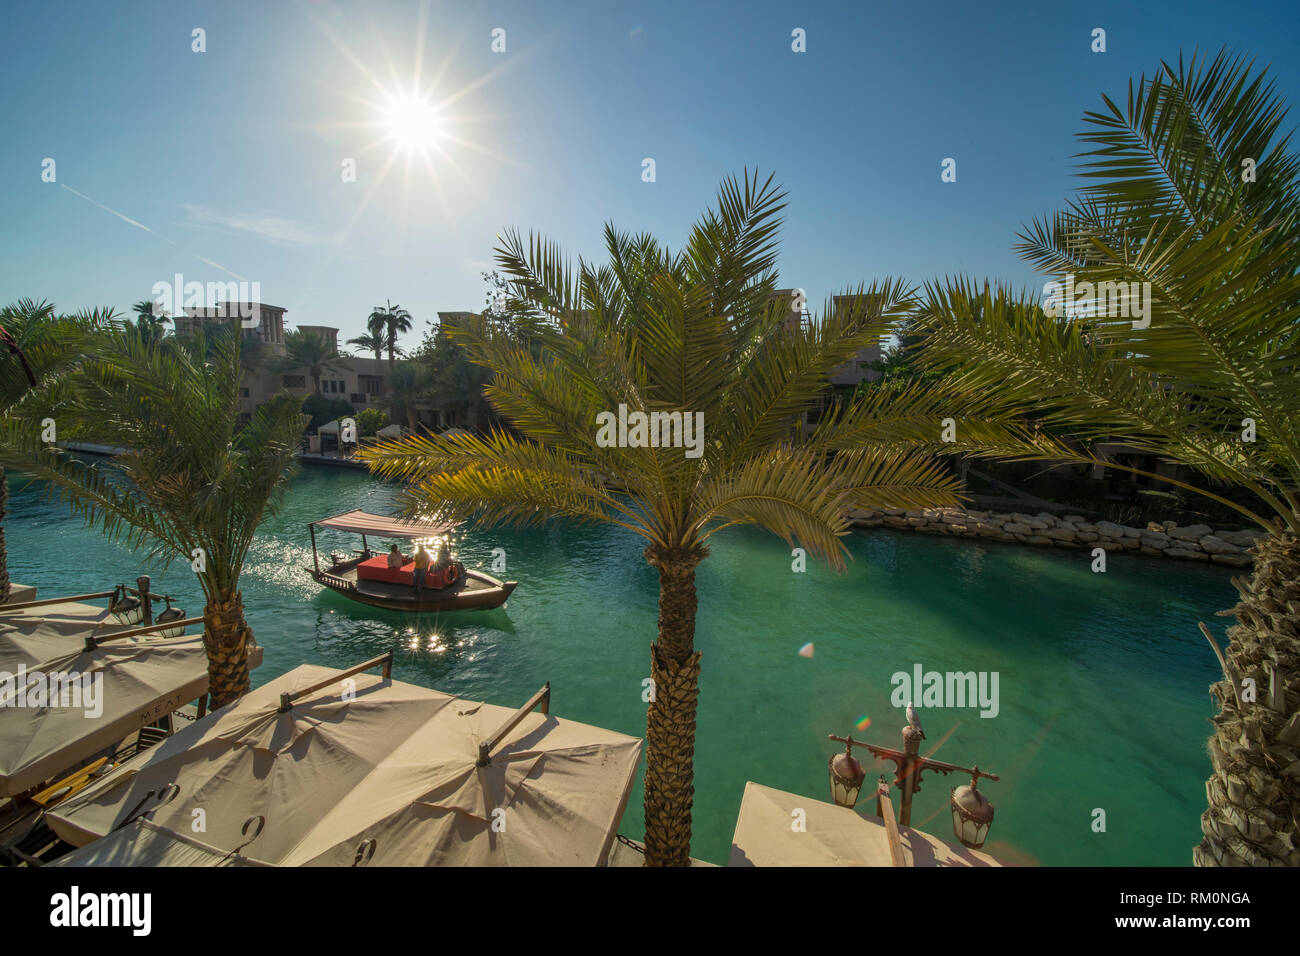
306;510;517;613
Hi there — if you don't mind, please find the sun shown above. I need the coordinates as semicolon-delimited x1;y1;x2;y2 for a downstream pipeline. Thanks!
304;3;519;231
382;92;444;152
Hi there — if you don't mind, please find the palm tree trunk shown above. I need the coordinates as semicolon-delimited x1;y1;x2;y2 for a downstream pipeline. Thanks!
0;468;10;603
202;587;254;710
642;543;707;866
1196;529;1300;866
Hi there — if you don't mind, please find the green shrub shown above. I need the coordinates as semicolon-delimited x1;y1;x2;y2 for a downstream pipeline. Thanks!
356;407;388;437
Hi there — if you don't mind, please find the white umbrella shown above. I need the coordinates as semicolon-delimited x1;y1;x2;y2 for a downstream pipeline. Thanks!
0;605;262;796
49;656;642;866
728;782;1003;867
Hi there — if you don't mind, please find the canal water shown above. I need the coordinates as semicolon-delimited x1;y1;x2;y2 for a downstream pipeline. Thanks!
6;465;1235;865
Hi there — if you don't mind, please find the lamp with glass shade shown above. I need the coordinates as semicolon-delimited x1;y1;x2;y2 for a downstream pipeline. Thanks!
950;770;995;849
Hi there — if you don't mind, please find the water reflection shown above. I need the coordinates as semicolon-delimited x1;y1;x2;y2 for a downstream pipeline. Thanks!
3;465;1242;866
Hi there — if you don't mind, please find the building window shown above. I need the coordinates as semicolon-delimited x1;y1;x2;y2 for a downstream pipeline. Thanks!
240;388;250;398
350;393;365;404
283;375;306;389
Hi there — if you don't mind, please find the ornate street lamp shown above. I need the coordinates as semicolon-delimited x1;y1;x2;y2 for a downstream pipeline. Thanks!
155;596;187;639
108;585;143;626
829;708;999;851
950;770;996;849
828;737;866;808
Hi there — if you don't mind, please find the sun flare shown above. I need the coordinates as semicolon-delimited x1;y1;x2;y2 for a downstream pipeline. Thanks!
382;92;444;152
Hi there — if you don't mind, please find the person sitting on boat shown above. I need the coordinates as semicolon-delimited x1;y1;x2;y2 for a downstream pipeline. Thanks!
432;543;461;587
432;543;453;572
386;543;405;569
413;545;431;591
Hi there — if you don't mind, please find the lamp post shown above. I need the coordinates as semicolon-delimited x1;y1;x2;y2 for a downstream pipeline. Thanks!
827;708;999;850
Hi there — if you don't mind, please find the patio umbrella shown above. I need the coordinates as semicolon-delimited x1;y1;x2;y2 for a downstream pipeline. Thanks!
50;818;271;867
0;598;119;636
728;782;1002;867
48;657;643;866
0;608;261;797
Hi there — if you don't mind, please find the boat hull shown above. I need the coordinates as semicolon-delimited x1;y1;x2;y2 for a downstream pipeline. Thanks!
309;564;516;613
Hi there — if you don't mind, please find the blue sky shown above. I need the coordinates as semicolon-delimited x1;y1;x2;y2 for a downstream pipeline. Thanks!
2;0;1297;350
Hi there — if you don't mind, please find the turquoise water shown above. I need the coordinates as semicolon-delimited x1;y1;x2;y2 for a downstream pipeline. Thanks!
6;466;1235;865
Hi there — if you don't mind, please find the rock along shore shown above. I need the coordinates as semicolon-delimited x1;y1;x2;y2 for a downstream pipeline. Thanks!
846;507;1262;568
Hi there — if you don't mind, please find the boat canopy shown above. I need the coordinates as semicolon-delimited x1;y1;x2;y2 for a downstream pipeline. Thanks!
312;510;457;539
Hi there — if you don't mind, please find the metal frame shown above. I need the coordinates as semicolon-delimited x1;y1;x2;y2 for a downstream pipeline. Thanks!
276;652;394;713
477;683;551;766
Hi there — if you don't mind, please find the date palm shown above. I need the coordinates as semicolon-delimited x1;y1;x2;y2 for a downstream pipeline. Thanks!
911;50;1300;866
382;361;431;431
369;300;412;367
361;171;1053;865
279;328;347;394
0;299;114;601
130;299;169;346
347;329;385;363
0;321;306;708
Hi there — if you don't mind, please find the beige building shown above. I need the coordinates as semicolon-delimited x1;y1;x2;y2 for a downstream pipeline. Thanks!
178;302;396;422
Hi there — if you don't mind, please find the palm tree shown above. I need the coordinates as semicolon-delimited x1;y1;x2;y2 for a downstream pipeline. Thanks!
130;299;169;346
910;51;1300;866
0;299;114;602
369;300;413;366
361;171;1050;865
278;328;347;394
365;307;387;355
381;361;430;431
420;316;497;432
0;321;306;707
347;329;385;363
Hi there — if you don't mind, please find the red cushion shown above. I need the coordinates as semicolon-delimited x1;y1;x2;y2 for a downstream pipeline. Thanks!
357;556;415;585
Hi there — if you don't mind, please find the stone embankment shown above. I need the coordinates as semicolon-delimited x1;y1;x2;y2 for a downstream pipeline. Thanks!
847;507;1262;567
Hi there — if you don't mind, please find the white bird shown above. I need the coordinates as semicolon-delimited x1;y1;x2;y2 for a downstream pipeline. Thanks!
906;701;925;738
